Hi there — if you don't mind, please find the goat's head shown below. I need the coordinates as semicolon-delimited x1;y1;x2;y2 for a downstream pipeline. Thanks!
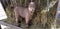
28;2;35;13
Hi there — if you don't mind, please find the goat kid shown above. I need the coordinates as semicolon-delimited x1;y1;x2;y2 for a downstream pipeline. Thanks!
14;2;35;27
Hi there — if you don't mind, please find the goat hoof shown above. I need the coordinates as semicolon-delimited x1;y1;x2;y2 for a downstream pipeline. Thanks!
25;25;29;28
16;24;19;27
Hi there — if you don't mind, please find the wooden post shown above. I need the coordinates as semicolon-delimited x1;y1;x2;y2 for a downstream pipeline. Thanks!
0;25;1;29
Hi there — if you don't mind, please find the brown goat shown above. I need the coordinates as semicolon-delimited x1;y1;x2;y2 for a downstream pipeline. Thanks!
14;2;35;27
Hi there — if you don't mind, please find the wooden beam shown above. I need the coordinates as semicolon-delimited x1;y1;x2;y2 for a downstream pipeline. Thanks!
0;21;22;29
55;0;60;25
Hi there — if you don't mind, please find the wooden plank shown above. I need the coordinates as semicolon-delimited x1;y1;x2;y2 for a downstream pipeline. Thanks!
55;0;60;25
0;21;23;29
0;2;7;20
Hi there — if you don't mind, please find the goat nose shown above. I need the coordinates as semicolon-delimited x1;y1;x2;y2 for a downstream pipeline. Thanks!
31;11;33;13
